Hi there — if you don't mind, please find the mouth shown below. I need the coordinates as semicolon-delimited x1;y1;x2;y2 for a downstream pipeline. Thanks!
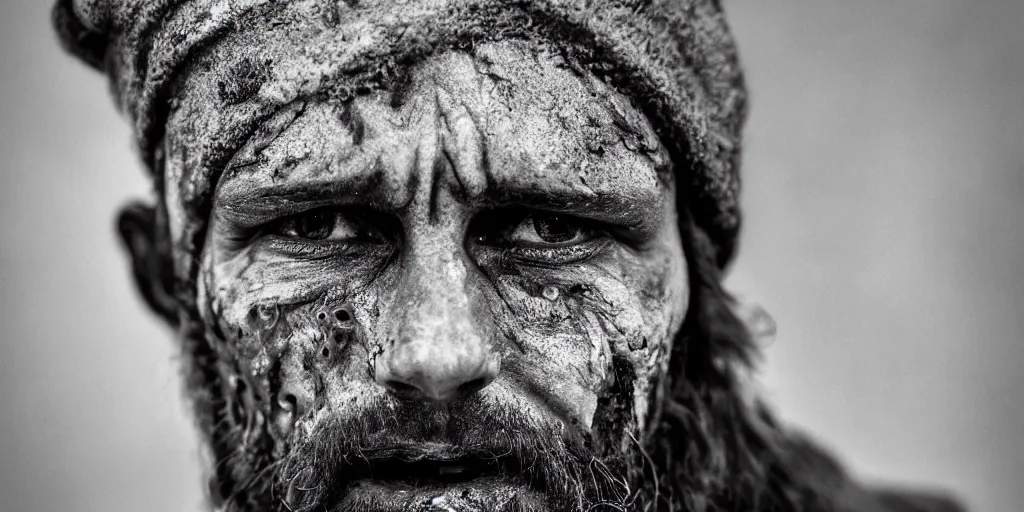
359;454;516;486
333;448;545;511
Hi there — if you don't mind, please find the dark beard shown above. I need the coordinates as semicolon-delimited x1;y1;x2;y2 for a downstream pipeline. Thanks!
253;397;638;512
163;207;842;512
198;348;648;511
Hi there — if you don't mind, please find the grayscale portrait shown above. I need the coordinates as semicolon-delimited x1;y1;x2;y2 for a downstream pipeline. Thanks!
2;0;1020;511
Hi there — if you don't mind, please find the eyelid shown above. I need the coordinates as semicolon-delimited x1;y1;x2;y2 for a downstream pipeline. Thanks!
471;208;597;242
219;198;359;232
254;212;397;261
466;208;610;267
507;214;598;247
273;209;357;239
504;238;610;267
251;206;397;252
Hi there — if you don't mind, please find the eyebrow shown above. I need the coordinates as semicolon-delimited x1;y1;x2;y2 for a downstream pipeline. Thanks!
214;167;394;227
218;167;663;225
483;180;663;229
215;145;667;236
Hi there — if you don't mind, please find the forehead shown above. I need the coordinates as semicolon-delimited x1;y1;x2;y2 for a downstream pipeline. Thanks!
213;40;669;211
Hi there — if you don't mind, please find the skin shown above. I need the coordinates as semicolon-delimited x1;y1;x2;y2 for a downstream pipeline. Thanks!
86;3;951;507
163;40;689;511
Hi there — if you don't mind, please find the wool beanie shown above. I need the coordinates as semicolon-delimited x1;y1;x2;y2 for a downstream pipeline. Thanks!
53;0;747;269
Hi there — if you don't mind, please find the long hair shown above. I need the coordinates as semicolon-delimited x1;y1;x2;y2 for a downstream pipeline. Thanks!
637;206;846;511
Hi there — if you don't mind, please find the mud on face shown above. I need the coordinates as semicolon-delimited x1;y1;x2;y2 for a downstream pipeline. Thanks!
175;39;688;511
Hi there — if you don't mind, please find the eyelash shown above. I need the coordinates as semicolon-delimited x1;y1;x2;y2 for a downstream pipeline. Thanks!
502;240;607;266
469;208;609;265
264;237;361;258
256;207;394;258
254;207;609;265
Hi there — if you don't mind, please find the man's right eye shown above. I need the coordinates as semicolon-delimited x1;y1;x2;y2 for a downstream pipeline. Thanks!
271;209;381;243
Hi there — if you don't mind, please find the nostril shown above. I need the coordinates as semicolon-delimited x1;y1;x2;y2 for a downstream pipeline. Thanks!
383;379;420;395
457;376;490;397
279;392;298;414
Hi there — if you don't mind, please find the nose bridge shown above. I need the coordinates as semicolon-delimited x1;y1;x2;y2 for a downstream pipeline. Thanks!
401;240;478;350
378;231;498;401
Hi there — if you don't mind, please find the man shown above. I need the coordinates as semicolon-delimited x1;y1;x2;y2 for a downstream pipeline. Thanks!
53;1;963;511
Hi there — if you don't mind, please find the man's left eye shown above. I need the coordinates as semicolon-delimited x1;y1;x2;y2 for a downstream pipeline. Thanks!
508;214;596;246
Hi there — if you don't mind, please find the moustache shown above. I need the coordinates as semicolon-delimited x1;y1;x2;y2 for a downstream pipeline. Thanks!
266;396;634;512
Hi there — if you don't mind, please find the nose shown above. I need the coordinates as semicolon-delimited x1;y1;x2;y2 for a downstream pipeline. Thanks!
374;244;500;401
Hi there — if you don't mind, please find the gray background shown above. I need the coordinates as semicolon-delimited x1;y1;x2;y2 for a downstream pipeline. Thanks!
1;0;1021;511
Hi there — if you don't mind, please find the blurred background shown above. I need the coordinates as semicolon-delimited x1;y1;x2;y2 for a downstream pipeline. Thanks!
0;0;1020;511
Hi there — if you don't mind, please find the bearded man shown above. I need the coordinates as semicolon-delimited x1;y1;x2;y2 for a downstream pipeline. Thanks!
53;1;963;511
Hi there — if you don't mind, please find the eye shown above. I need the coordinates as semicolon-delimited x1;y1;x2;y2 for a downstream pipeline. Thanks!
469;209;605;265
271;208;382;243
508;213;596;246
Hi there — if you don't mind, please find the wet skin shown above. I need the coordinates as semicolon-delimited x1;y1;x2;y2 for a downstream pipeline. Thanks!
172;40;688;510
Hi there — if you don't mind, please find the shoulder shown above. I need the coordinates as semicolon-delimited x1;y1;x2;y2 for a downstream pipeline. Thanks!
778;433;967;512
860;488;967;512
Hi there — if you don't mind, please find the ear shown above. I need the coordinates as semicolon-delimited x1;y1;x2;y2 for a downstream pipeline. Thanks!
117;201;180;328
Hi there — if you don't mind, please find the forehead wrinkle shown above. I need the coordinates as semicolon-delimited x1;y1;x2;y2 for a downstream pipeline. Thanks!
401;44;667;213
379;54;490;212
214;43;669;217
475;56;663;205
434;83;491;203
217;100;426;213
217;102;352;192
348;97;427;211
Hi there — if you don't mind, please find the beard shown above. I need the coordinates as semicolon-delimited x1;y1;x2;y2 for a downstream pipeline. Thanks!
162;209;836;512
212;392;644;512
280;397;634;512
175;293;824;511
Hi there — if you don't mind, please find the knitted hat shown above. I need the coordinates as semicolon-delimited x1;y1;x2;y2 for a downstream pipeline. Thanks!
53;0;747;268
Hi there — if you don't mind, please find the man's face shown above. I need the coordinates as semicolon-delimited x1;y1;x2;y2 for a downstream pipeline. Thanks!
166;40;688;511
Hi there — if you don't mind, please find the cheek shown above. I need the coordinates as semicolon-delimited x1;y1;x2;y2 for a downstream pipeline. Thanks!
484;244;686;432
617;243;688;429
196;231;685;440
486;278;606;427
198;250;392;442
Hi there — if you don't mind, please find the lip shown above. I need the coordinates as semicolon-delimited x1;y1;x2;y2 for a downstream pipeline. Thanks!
347;443;522;487
328;444;542;511
338;476;544;512
363;455;506;485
